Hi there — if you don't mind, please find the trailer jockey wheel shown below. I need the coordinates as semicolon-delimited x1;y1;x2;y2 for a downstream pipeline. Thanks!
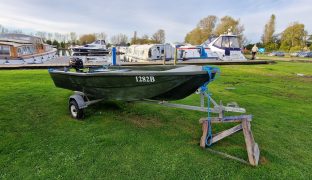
69;99;84;119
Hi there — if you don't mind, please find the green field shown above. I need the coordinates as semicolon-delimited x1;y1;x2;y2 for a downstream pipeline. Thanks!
245;54;312;62
1;62;312;179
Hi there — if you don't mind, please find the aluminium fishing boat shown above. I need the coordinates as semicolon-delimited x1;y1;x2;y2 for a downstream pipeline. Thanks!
49;65;218;101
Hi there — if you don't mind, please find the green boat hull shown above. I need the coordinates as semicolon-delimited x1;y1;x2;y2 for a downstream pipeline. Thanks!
49;65;217;101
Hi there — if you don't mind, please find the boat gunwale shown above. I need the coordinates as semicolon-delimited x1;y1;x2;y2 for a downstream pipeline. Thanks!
49;65;213;76
49;70;209;76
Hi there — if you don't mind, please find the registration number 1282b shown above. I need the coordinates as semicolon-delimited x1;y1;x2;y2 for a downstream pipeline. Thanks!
135;76;155;83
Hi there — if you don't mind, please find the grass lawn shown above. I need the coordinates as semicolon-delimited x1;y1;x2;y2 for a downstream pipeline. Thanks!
245;54;312;61
0;62;312;179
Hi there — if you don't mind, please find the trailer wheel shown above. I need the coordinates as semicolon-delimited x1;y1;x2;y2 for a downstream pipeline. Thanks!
69;99;84;119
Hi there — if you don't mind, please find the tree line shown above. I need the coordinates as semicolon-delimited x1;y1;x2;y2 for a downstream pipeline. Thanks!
184;15;312;52
1;16;311;52
185;15;245;45
130;29;165;45
260;14;311;52
0;25;166;49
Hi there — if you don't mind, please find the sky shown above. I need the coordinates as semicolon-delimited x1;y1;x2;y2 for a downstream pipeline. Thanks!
0;0;311;43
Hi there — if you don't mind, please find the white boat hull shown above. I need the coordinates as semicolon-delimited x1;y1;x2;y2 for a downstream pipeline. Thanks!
0;49;57;65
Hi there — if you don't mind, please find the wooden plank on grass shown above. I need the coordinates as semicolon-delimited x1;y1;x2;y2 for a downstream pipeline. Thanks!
242;119;260;166
211;124;242;144
200;121;208;148
199;115;252;124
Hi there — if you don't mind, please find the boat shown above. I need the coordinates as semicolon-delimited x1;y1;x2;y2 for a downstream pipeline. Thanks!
202;31;246;61
0;33;57;64
124;33;246;62
70;40;109;56
124;44;175;62
176;45;218;60
124;43;220;62
116;46;128;54
49;65;218;101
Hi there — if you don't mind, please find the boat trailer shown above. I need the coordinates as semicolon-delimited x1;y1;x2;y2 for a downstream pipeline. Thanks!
144;90;260;166
68;89;260;166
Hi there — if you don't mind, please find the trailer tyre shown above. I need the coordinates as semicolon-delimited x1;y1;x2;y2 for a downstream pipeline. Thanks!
69;99;84;119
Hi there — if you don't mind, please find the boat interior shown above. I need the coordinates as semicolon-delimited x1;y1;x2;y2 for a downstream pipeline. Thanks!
55;65;205;74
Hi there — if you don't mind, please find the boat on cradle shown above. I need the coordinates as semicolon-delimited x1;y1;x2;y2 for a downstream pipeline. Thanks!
70;40;109;56
175;45;219;60
124;44;175;62
0;33;57;64
124;43;219;62
49;65;218;101
124;33;246;62
114;46;128;54
201;31;246;61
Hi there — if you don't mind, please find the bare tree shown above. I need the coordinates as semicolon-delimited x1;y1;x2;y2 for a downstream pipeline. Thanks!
110;33;128;46
11;29;23;34
152;29;165;43
47;33;53;40
0;25;10;33
131;31;138;44
69;32;77;42
62;34;69;42
35;31;47;39
94;32;107;41
54;33;62;42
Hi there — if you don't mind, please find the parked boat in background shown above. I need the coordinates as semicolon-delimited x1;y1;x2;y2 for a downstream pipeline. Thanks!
124;44;174;62
116;46;128;54
70;40;109;56
124;43;219;62
176;45;218;60
124;31;246;62
202;32;246;61
0;33;57;64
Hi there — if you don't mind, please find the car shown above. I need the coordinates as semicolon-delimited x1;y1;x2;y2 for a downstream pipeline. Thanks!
268;51;285;57
290;51;301;57
307;52;312;57
276;52;285;57
298;52;309;57
267;52;275;56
